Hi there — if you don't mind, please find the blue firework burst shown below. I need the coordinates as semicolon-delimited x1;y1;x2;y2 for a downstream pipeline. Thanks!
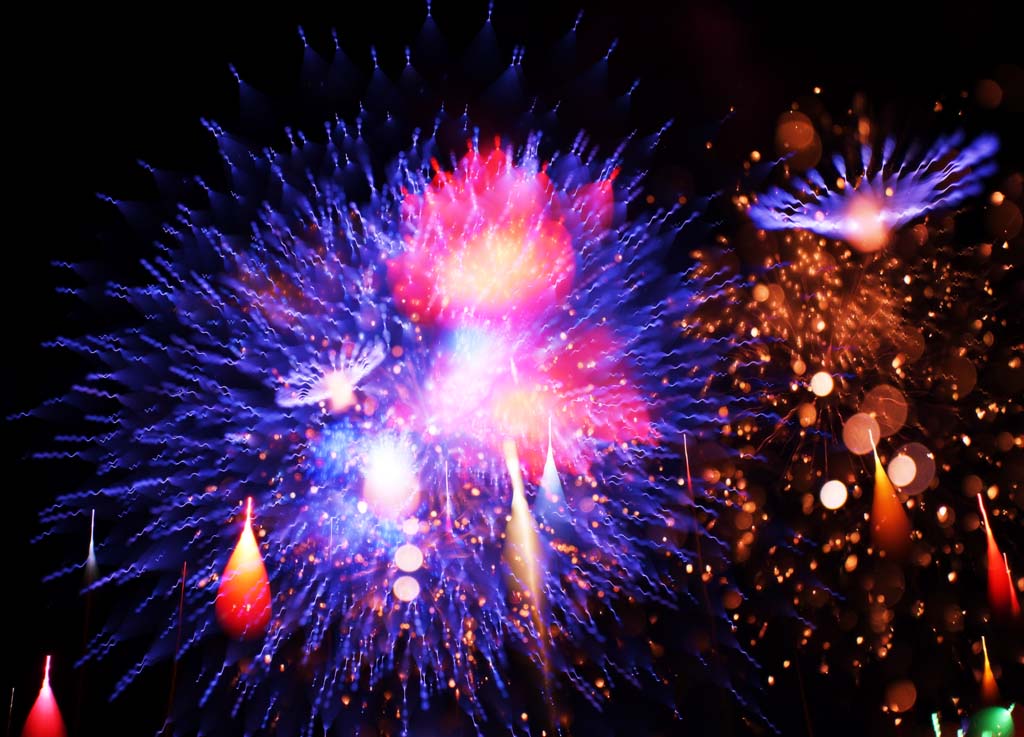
748;130;998;252
26;20;753;737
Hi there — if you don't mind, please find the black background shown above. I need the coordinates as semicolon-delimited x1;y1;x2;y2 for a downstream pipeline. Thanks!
5;2;1022;736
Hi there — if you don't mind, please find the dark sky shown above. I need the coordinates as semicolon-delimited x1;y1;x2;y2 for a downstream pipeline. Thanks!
5;2;1021;736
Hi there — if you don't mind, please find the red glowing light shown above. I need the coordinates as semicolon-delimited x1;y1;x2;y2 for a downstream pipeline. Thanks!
20;656;66;737
388;140;616;325
216;497;272;639
977;495;1018;621
981;636;1000;706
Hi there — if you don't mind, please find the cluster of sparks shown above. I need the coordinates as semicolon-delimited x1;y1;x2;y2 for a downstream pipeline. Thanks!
15;14;1024;737
694;104;1021;733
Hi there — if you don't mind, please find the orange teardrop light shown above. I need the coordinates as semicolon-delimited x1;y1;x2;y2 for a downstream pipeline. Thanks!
870;445;911;557
981;636;1000;706
216;498;272;639
977;495;1018;621
21;656;67;737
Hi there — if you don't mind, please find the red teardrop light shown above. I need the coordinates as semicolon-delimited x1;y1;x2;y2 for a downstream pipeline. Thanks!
21;656;67;737
216;498;272;639
977;495;1017;622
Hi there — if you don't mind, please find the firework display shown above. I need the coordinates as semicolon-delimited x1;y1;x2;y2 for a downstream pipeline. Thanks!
9;6;1024;737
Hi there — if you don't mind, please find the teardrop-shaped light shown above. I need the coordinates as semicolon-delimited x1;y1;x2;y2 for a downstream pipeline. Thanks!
21;656;67;737
870;442;911;557
216;497;272;639
977;494;1018;621
980;636;1000;706
538;427;565;512
502;439;544;617
85;509;98;585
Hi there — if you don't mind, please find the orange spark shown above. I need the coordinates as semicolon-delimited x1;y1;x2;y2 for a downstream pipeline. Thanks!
981;636;1000;706
844;196;890;253
216;497;272;639
870;438;911;557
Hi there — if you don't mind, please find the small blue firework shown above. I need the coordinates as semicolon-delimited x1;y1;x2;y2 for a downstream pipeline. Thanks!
748;131;998;251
